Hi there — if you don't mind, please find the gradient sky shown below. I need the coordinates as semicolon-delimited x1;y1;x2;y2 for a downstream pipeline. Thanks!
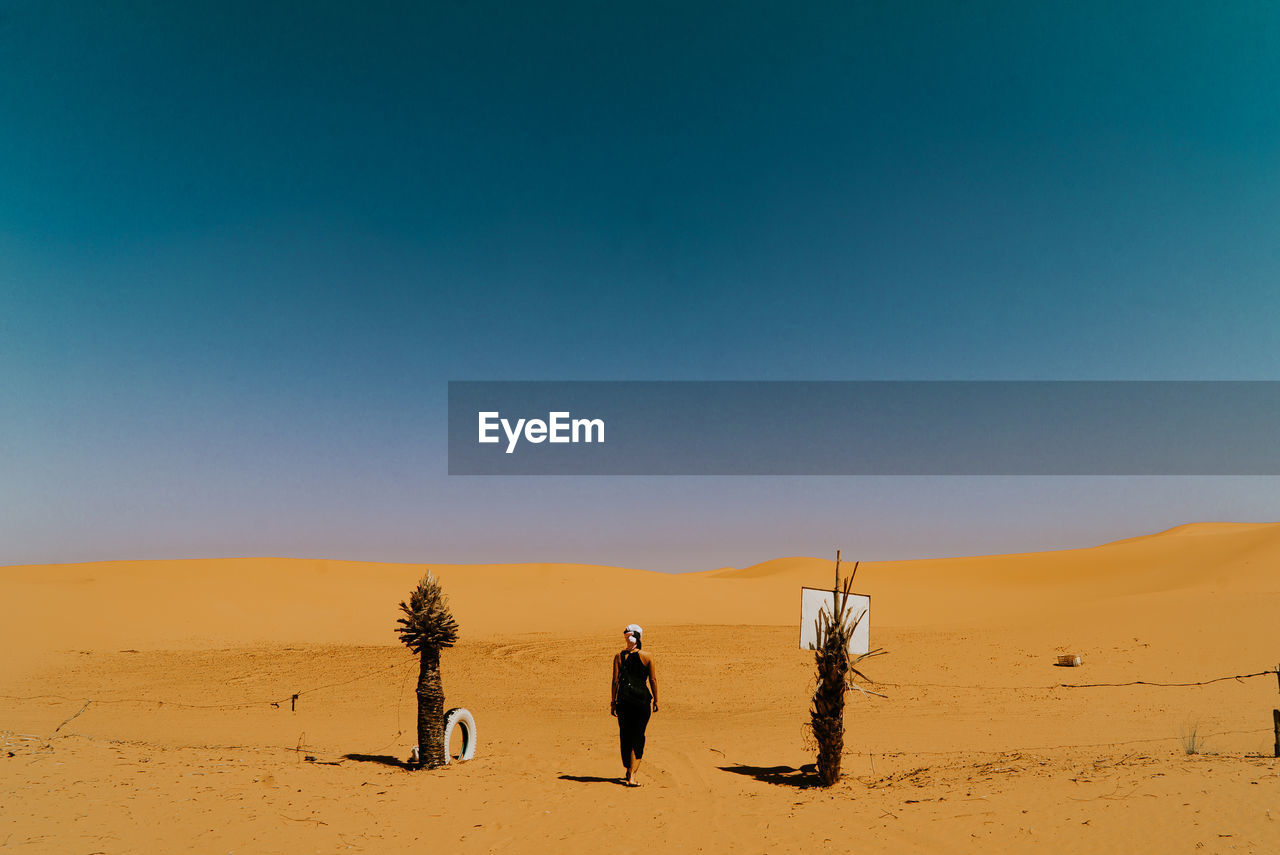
3;1;1280;570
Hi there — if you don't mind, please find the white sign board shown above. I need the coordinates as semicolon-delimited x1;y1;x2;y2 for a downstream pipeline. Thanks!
799;587;870;655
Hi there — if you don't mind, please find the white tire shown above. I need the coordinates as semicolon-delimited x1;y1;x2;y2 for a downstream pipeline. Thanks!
442;707;477;763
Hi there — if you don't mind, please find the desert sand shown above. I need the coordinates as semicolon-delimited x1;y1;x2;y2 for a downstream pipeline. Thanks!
3;522;1279;853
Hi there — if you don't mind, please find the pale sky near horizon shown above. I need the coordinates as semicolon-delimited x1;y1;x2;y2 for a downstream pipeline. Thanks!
3;2;1280;570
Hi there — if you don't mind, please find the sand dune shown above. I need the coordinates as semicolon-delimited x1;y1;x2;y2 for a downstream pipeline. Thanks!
7;521;1279;653
4;523;1279;853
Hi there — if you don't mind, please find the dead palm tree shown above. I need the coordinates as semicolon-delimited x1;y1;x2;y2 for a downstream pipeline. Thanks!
810;550;884;786
396;571;459;769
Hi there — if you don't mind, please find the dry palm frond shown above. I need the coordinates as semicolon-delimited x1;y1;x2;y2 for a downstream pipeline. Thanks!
396;572;459;654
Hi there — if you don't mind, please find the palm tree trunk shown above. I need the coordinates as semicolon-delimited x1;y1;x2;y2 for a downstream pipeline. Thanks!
812;639;849;785
416;647;446;769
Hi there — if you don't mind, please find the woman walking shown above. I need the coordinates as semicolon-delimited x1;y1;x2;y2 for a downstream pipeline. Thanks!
610;623;659;787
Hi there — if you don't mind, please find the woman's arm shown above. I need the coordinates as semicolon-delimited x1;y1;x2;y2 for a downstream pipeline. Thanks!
610;652;620;716
646;655;659;712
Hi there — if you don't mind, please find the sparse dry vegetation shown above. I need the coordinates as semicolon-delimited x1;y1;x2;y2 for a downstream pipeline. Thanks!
1179;720;1204;756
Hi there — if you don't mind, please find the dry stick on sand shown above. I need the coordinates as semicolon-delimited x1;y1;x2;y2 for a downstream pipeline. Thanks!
50;700;92;736
810;550;885;786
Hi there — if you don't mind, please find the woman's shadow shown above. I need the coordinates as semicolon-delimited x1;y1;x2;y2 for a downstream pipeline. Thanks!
558;774;630;786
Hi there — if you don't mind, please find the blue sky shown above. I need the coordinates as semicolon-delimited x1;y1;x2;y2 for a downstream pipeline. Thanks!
3;1;1279;569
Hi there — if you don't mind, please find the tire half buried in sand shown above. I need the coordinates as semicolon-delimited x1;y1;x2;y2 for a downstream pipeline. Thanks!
443;707;477;763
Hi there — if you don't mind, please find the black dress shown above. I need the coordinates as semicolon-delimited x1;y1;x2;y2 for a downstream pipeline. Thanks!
616;650;652;766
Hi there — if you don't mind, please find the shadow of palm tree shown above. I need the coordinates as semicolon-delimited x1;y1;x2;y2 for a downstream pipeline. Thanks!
343;753;412;770
718;763;822;788
558;774;628;786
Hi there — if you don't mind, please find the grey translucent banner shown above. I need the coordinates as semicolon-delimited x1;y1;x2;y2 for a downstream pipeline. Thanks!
447;381;1280;475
